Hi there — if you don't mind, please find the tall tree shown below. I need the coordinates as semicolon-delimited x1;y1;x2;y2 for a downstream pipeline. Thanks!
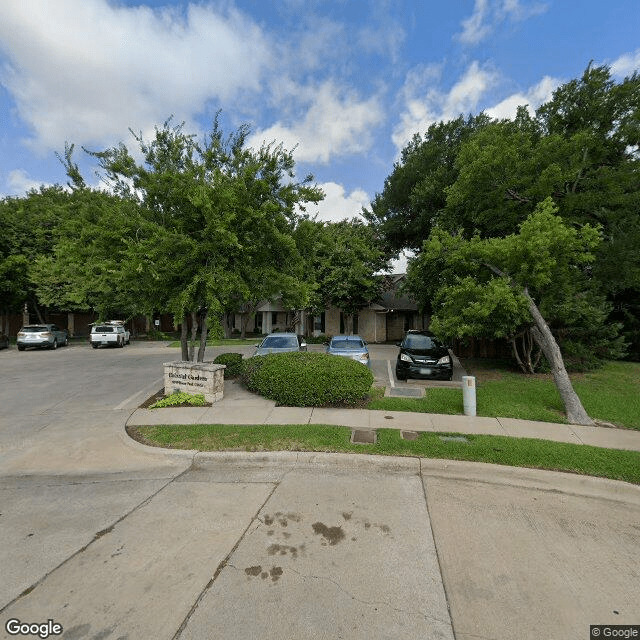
364;113;491;254
60;117;323;360
370;63;639;364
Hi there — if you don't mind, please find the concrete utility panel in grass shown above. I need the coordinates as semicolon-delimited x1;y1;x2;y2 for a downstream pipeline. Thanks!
388;387;425;398
351;430;377;444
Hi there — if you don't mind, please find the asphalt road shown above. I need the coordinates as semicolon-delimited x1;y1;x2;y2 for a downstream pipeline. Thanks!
0;341;638;640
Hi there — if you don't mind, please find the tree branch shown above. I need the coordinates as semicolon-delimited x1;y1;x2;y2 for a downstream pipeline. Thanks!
504;188;531;203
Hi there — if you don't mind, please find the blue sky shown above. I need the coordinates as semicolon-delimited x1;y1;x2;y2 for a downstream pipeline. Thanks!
0;0;639;229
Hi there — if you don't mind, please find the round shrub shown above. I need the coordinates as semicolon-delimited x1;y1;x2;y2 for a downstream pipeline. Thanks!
241;351;374;407
213;352;245;379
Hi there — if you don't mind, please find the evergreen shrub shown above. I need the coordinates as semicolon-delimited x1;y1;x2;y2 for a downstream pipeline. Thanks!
241;351;374;407
212;352;245;378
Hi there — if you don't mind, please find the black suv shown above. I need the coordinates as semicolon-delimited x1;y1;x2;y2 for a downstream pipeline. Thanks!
395;330;453;381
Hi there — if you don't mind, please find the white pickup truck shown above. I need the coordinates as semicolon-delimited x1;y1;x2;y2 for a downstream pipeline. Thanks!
90;321;131;348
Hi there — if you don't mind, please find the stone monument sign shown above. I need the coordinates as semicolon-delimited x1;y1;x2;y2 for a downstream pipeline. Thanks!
163;361;226;403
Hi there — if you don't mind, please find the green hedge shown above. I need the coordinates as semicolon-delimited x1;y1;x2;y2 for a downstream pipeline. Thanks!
241;351;374;407
212;352;245;379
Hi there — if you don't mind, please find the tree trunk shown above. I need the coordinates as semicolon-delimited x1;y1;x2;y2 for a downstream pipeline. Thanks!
197;310;208;363
510;335;528;373
30;297;45;324
188;311;198;361
240;310;255;339
523;288;594;426
180;314;189;361
343;313;353;335
222;312;233;338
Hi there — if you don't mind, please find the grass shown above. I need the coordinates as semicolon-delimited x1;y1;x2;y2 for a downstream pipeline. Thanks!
368;360;640;429
128;423;640;485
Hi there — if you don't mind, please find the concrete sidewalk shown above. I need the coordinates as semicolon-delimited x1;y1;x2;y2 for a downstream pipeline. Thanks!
127;379;640;452
3;357;640;640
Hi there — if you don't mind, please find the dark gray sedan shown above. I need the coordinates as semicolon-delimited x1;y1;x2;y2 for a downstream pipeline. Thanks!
17;324;69;351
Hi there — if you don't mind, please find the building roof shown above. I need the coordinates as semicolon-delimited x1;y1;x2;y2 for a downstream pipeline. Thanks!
377;274;418;311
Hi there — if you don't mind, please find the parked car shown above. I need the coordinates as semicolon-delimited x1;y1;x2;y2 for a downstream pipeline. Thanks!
253;332;307;356
325;334;370;368
17;324;69;351
90;321;130;348
395;330;453;381
0;333;9;349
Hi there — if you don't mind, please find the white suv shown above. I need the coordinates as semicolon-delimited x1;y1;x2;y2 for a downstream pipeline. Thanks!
90;321;130;349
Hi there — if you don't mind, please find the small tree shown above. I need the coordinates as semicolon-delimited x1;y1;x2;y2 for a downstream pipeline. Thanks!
298;219;389;334
407;198;602;425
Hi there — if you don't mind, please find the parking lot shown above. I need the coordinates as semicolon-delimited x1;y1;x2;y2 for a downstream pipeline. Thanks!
2;341;638;640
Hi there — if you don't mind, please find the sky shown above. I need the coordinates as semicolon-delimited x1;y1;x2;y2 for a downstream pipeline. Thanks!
1;0;639;268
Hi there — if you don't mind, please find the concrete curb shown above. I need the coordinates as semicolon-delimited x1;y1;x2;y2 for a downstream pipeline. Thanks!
121;418;640;503
419;458;640;505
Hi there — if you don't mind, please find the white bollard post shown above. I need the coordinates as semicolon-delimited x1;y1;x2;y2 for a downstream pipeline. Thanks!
462;376;476;416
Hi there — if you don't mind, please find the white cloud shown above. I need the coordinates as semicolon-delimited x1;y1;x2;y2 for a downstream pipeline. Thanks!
485;75;559;119
610;49;640;78
4;169;52;195
389;249;414;275
392;61;497;151
458;0;492;46
306;182;369;223
0;0;271;153
249;81;384;163
457;0;548;45
357;22;406;65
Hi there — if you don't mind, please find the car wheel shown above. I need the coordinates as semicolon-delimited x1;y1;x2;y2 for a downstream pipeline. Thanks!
118;337;124;348
18;345;25;351
92;343;99;349
51;339;58;350
395;368;407;381
64;336;69;346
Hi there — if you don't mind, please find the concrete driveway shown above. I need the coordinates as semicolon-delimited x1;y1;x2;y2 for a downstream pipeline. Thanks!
1;342;638;639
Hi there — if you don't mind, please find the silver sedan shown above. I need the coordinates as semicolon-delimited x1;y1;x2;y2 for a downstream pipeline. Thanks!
325;335;371;368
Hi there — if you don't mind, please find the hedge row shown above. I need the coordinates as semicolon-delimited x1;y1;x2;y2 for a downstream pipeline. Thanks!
240;351;373;407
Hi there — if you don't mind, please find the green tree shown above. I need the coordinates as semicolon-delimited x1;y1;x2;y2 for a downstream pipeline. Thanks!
31;188;144;319
364;113;490;254
59;117;322;361
298;219;388;334
407;199;604;425
371;63;639;362
0;186;71;323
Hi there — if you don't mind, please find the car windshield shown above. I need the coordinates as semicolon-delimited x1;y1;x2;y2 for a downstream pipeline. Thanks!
261;336;298;349
94;326;114;332
404;334;441;350
331;339;364;350
22;326;48;333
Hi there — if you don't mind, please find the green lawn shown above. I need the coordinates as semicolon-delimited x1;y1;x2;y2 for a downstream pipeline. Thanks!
368;361;640;429
128;424;640;485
